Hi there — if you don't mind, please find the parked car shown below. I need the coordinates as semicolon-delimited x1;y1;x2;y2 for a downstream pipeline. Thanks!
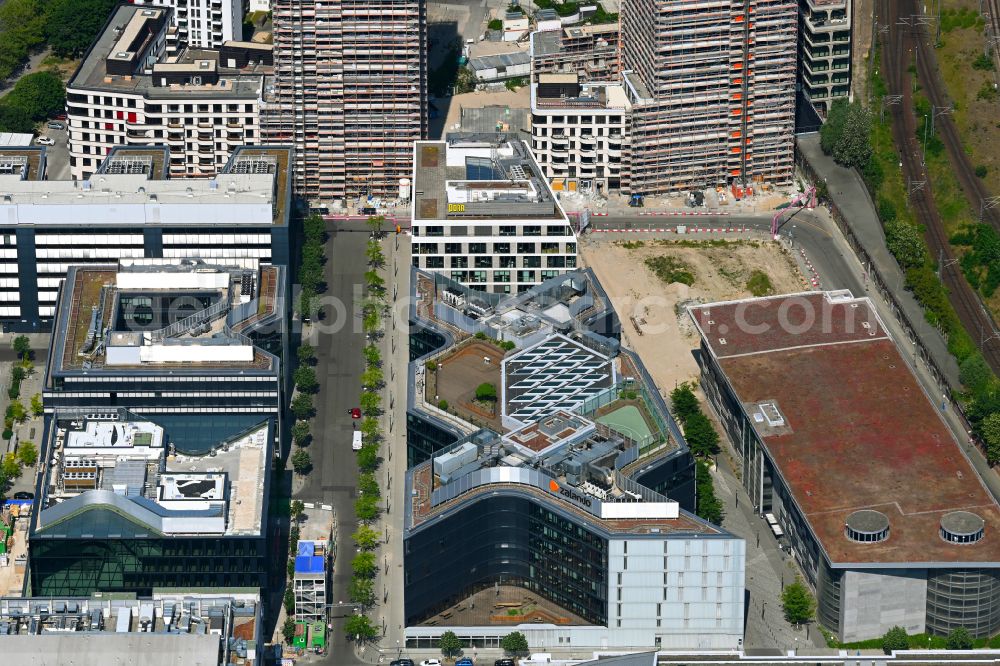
494;660;515;666
12;492;33;500
35;136;55;146
420;661;442;666
349;407;361;419
352;430;363;451
46;121;65;130
390;660;415;666
54;112;66;120
456;659;474;666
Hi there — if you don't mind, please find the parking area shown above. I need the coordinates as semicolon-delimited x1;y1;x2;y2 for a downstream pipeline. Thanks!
37;124;69;181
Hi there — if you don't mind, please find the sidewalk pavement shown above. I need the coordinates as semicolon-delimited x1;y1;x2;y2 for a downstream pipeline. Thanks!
355;234;410;663
708;454;827;652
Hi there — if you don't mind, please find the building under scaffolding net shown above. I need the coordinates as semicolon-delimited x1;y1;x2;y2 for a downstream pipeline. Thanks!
621;0;797;194
265;0;428;201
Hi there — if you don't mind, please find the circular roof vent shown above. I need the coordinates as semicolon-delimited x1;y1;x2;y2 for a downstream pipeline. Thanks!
940;511;985;544
845;510;890;543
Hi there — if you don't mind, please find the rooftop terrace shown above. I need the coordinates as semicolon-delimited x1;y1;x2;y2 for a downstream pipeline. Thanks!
51;263;280;375
70;4;269;99
690;291;1000;565
412;137;567;222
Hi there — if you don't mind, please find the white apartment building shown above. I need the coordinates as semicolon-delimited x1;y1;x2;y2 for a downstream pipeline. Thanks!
133;0;244;48
411;136;577;294
67;5;270;181
530;73;631;194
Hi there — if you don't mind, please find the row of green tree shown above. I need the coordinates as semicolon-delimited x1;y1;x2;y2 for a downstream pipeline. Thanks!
669;383;723;525
343;217;392;643
0;336;39;499
433;630;529;660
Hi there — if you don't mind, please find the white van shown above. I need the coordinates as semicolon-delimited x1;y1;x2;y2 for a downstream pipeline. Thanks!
352;431;363;451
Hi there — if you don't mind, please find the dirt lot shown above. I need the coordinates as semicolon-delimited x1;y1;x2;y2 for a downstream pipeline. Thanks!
580;237;807;390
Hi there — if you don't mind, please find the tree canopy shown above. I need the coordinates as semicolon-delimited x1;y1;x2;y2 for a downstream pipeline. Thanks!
45;0;117;58
780;579;815;625
6;71;65;121
438;630;463;658
500;631;529;655
881;626;910;654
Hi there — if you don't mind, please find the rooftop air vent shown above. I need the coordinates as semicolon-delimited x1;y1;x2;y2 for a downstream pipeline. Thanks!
758;402;784;427
940;511;985;544
845;510;890;543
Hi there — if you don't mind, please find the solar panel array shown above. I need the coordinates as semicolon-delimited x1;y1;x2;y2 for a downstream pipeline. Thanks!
105;155;152;175
231;155;276;174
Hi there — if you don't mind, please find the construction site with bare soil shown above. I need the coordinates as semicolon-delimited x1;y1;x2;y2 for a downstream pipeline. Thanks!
579;236;808;391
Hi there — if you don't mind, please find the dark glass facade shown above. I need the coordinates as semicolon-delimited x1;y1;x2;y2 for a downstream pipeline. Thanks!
409;324;447;361
406;411;460;468
405;494;608;626
633;449;696;513
30;521;266;596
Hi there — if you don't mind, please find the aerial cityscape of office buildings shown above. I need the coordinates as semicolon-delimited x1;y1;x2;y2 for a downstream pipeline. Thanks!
5;0;1000;663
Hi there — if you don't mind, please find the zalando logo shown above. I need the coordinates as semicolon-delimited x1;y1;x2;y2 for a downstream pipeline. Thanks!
548;479;593;508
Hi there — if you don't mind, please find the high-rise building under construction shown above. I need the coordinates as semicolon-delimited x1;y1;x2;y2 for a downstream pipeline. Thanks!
266;0;427;201
620;0;797;194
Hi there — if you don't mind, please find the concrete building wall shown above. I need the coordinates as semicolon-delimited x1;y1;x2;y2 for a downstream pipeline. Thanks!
134;0;243;48
606;537;744;649
841;569;927;642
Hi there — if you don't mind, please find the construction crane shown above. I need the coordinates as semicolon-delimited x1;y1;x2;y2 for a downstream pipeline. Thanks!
771;185;816;238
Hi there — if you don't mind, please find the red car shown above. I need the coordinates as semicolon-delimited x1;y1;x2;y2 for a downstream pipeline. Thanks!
349;408;361;419
54;112;67;120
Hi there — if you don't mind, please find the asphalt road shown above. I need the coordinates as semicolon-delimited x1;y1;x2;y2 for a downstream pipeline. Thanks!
296;222;369;666
40;125;70;181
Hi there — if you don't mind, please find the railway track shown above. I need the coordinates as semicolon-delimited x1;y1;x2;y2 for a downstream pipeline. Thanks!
882;0;1000;372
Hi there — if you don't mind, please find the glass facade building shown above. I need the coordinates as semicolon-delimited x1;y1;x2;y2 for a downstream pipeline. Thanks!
405;493;608;626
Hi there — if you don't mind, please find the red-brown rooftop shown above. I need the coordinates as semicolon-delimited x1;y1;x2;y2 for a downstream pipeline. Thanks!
691;292;1000;565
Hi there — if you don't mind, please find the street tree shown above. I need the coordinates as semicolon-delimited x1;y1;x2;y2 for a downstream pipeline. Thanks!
363;308;381;333
780;579;815;625
293;366;318;393
980;412;1000;466
16;441;36;467
366;216;385;234
297;344;316;366
11;335;29;360
500;631;529;656
355;494;380;522
833;102;873;169
366;241;385;268
683;411;720;457
349;576;376;607
30;394;42;417
361;367;383;389
291;393;315;420
344;614;378;642
439;630;463;658
352;525;381;550
884;220;927;270
364;270;386;294
291;449;312;475
358;472;380;497
289;500;305;523
357;443;380;473
359;391;381;416
281;617;296;643
881;626;910;654
8;400;26;424
1;453;20;481
669;383;700;425
359;417;380;441
291;420;311;446
364;344;381;367
352;552;377;578
5;72;65;121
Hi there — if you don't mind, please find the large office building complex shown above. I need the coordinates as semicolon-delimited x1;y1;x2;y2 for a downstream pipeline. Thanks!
266;0;427;201
29;260;286;596
619;0;796;194
798;0;852;115
0;144;290;328
403;269;742;651
67;5;272;181
133;0;245;48
691;291;1000;641
410;135;577;294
